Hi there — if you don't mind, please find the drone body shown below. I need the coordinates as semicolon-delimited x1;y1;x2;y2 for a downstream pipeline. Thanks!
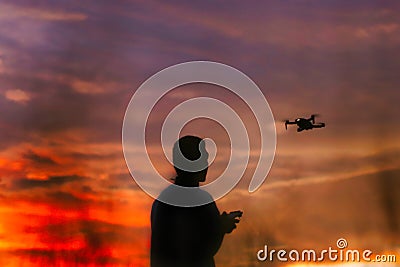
285;114;325;132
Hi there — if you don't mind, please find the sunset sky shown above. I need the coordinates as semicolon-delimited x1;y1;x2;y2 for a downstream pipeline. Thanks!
0;1;399;266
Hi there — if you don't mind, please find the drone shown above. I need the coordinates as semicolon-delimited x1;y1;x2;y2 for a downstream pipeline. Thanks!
284;114;325;132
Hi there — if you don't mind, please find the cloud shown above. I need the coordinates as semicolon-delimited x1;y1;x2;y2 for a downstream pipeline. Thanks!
68;78;125;95
46;191;84;206
11;175;83;190
8;218;150;265
65;151;120;161
0;56;5;73
269;148;400;182
22;150;57;165
4;89;31;103
356;23;400;38
80;185;95;193
134;1;400;50
0;3;87;22
70;79;105;95
106;173;140;190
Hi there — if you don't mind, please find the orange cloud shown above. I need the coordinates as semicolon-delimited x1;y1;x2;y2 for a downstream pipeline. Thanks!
4;89;31;103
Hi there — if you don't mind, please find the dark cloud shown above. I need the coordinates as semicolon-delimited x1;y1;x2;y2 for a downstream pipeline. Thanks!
11;175;83;190
22;150;57;165
66;151;121;161
80;185;95;193
106;173;139;190
18;189;94;210
46;191;84;206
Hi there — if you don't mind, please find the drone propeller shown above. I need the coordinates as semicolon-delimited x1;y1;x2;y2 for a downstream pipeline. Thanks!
283;120;289;130
310;114;320;124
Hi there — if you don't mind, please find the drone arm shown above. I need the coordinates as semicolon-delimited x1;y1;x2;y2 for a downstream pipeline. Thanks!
284;120;296;130
312;123;325;128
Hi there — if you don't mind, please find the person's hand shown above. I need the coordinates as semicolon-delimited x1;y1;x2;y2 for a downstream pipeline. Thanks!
220;210;243;234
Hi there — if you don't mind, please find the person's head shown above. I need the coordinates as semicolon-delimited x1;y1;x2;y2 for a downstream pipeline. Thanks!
173;135;209;186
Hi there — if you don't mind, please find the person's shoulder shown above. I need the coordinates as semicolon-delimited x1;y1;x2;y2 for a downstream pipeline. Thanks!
156;185;215;207
193;188;213;202
157;184;175;200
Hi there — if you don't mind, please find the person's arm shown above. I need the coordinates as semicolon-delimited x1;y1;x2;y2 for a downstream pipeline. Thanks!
202;203;243;257
220;210;243;233
204;202;226;257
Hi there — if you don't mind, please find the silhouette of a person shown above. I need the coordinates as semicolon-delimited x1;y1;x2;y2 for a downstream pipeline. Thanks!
150;135;242;267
